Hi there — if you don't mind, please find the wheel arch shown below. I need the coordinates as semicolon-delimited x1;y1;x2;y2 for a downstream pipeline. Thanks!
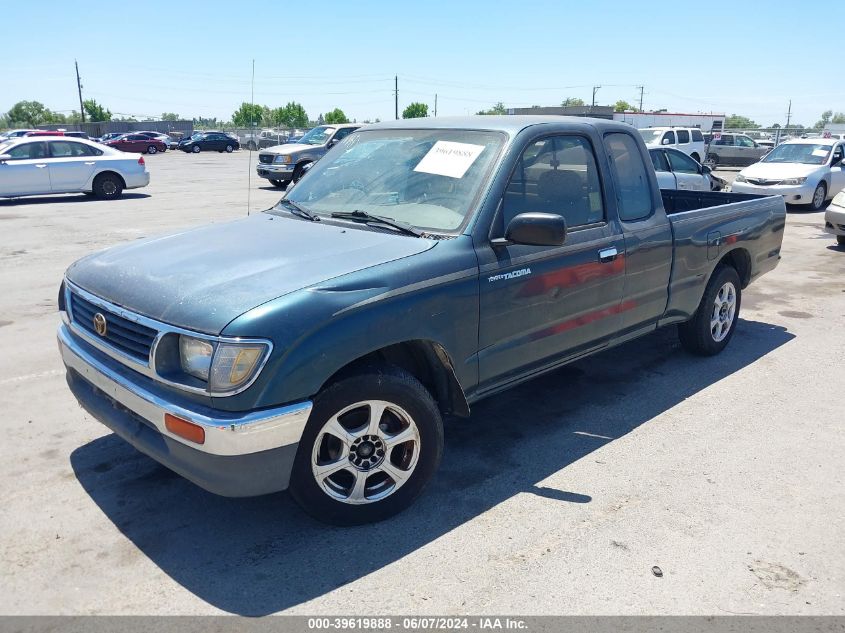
88;169;127;190
717;247;752;288
320;340;470;418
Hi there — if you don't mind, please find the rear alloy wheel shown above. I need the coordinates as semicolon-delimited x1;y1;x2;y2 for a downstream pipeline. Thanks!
289;366;443;525
678;265;741;356
146;145;157;154
809;182;827;211
225;144;234;153
192;145;201;153
92;173;124;200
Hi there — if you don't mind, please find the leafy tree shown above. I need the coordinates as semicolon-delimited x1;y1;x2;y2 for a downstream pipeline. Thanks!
83;98;111;122
324;108;349;124
5;100;64;126
403;102;429;119
614;100;637;112
817;110;845;127
725;114;759;129
561;97;585;107
161;112;180;121
232;102;265;127
193;116;219;127
476;101;507;115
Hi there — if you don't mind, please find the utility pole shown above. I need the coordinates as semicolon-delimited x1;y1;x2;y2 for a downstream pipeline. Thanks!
434;93;437;117
591;86;601;111
637;85;644;112
785;99;792;130
395;75;398;120
75;60;85;123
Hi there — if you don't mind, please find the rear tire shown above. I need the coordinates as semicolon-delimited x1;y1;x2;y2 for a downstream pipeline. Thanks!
289;365;444;526
678;265;741;356
146;145;157;154
705;154;719;167
225;144;234;153
92;173;124;200
270;179;289;188
837;235;845;246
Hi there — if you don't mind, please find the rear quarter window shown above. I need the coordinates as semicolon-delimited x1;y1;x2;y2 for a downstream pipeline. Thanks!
677;130;690;143
604;133;653;221
691;129;704;142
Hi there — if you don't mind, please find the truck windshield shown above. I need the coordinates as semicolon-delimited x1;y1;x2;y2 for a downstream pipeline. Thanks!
273;128;506;233
638;129;663;145
762;143;832;165
299;126;337;145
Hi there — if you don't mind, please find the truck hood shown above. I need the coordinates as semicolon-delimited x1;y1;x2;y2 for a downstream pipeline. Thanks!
263;143;314;154
66;214;435;334
740;162;825;179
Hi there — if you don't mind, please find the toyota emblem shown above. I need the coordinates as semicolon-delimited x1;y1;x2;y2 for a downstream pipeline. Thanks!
93;312;108;337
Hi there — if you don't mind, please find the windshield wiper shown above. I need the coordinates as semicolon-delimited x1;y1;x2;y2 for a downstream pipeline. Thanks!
277;198;320;221
330;210;423;237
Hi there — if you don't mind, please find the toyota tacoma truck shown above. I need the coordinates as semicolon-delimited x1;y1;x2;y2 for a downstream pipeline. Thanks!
58;116;786;525
255;123;360;188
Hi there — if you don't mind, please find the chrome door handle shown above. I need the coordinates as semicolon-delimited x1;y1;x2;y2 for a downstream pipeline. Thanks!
598;247;619;263
84;161;95;165
35;164;47;168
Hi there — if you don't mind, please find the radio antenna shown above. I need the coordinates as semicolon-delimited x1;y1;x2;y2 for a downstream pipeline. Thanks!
247;58;255;216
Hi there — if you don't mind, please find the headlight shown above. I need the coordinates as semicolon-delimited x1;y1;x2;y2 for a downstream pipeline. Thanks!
781;177;807;185
273;155;292;164
179;335;270;393
735;174;747;183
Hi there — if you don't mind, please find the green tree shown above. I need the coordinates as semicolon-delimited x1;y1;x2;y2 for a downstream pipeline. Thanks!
725;114;759;129
814;110;833;128
279;102;309;128
232;102;265;127
83;98;111;122
403;102;429;119
561;97;585;107
614;100;637;112
5;100;63;126
161;112;180;121
193;116;219;127
324;108;349;124
476;101;507;115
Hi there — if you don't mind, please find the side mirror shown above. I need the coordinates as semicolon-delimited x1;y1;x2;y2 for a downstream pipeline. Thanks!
0;154;11;163
328;139;339;148
662;138;672;145
492;212;567;247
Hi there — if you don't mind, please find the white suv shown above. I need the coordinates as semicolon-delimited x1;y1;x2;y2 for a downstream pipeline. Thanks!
638;127;707;163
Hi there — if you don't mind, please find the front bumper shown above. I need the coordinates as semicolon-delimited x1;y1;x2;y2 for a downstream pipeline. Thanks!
731;180;817;204
58;323;312;496
256;163;294;180
824;205;845;236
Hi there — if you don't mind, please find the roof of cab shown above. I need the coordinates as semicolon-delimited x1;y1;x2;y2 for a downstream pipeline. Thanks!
362;115;635;136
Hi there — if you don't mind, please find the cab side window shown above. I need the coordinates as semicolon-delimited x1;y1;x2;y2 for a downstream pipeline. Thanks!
677;130;690;144
501;135;604;232
333;127;357;142
736;136;755;148
604;132;653;222
691;129;704;142
663;131;676;145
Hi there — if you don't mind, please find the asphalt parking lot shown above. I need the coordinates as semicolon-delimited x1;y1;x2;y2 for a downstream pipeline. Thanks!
1;151;843;616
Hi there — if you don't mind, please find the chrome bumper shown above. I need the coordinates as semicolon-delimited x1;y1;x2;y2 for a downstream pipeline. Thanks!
58;323;312;457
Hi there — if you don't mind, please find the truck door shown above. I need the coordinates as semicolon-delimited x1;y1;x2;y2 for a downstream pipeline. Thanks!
603;132;673;338
476;133;625;390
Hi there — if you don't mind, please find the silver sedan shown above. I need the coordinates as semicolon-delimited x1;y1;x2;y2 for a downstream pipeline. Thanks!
0;136;150;200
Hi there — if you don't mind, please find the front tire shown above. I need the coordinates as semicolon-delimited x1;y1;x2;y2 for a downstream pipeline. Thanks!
191;145;201;153
837;235;845;246
225;144;234;153
292;162;311;183
270;179;289;188
91;173;124;200
809;182;827;211
146;145;157;154
678;265;741;356
289;366;444;526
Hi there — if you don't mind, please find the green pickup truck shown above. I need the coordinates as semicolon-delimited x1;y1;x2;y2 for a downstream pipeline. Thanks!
58;116;786;525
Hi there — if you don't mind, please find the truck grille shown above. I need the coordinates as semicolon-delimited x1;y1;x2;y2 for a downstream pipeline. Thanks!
69;292;157;362
258;154;274;164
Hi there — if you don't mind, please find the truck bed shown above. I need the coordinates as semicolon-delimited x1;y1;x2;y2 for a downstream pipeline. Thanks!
661;189;768;214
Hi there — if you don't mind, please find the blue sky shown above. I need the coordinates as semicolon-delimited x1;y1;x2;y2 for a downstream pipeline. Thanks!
1;0;842;126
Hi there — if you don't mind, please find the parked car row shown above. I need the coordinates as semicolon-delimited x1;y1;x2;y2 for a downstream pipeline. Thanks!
177;131;240;153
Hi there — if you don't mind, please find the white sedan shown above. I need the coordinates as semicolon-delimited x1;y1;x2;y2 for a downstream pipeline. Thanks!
824;191;845;246
731;138;845;210
0;136;150;200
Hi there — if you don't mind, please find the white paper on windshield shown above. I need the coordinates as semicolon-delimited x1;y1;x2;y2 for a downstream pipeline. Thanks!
414;141;486;179
812;149;829;157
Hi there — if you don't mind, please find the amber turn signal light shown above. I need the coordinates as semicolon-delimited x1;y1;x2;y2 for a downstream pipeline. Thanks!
164;413;205;445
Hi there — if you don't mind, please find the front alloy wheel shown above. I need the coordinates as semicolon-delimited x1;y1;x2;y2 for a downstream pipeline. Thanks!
290;366;443;525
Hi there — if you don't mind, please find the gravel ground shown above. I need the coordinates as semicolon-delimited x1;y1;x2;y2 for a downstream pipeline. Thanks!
0;151;843;616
